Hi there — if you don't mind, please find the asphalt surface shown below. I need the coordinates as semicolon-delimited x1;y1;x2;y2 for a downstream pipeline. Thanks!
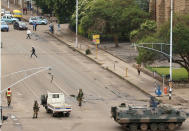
1;24;152;131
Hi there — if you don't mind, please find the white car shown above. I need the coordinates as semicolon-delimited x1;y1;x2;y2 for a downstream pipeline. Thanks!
29;16;48;25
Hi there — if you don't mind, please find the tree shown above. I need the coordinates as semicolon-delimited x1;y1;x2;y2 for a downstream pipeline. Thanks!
33;0;53;14
136;14;189;81
53;0;76;23
70;0;149;47
158;14;189;80
33;0;76;23
130;20;157;42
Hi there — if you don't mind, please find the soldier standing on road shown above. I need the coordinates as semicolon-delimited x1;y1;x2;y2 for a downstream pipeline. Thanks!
137;64;141;75
31;47;37;58
5;88;12;107
33;100;40;118
26;29;31;39
77;89;84;106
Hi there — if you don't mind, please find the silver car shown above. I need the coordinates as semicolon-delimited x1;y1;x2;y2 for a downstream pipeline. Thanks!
29;16;48;25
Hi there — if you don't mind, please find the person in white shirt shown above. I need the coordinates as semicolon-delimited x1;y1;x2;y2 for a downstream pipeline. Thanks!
26;29;31;39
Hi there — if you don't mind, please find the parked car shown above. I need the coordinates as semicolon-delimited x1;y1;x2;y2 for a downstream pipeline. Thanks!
13;21;27;30
29;16;48;25
1;21;9;32
1;15;19;24
1;9;5;16
4;11;11;15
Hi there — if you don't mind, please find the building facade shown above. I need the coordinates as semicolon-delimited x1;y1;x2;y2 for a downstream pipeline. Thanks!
149;0;189;26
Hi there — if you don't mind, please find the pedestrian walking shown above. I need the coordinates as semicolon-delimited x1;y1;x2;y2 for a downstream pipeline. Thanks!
33;100;40;118
57;23;60;31
5;88;12;107
26;29;31;39
33;22;37;31
49;23;54;34
77;89;84;106
23;8;25;15
31;47;37;58
137;64;141;75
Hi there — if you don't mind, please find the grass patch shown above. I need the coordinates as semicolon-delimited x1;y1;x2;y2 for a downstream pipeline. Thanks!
147;67;188;81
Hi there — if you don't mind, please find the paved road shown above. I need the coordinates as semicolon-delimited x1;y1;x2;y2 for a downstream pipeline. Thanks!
1;24;151;131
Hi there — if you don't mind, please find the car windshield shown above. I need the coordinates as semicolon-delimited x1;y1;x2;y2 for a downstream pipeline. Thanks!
36;16;43;19
31;17;37;20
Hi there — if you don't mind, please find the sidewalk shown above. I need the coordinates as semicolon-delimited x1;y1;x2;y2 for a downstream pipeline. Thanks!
2;2;189;106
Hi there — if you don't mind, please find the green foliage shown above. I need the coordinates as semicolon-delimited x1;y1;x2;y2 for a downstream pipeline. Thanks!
136;36;160;64
140;20;157;31
157;14;189;79
70;0;149;46
130;30;139;42
33;0;53;14
136;14;189;81
33;0;76;23
130;20;157;42
85;48;91;55
148;67;188;81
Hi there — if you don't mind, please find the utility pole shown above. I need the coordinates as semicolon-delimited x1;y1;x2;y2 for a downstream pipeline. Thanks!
169;0;173;100
0;22;2;127
75;0;78;48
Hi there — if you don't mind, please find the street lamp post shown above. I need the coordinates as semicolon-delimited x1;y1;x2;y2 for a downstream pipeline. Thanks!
169;0;173;100
75;0;78;48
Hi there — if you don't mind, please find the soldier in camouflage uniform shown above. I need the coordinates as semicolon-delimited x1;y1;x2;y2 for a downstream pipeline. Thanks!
33;100;40;118
77;89;84;106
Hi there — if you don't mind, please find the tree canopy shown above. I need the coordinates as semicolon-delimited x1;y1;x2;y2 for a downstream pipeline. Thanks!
132;14;189;80
70;0;149;47
33;0;76;23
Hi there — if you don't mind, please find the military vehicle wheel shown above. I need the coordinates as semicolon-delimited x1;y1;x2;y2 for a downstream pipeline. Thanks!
129;124;138;131
158;123;166;131
150;123;158;131
176;123;182;128
140;123;148;131
168;123;176;130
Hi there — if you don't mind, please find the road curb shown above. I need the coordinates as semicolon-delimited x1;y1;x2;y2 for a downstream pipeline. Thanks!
47;32;156;99
47;32;103;66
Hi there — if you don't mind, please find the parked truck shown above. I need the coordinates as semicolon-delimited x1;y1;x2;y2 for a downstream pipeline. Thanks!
41;93;72;117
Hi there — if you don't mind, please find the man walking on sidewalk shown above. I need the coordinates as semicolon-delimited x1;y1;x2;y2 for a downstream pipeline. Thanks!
31;47;37;58
26;29;31;39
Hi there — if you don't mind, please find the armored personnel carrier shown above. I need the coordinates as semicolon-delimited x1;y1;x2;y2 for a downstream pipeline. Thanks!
111;101;189;131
